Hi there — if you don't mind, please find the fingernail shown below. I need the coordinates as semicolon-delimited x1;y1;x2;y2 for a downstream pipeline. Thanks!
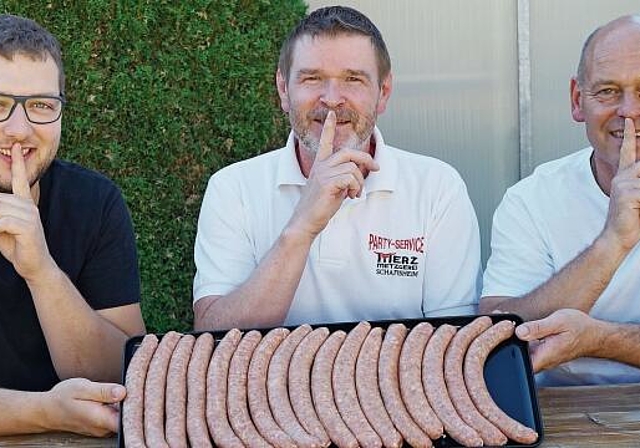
111;385;124;399
516;325;529;337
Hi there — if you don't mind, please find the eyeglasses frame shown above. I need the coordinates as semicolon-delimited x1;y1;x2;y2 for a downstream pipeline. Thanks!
0;93;67;125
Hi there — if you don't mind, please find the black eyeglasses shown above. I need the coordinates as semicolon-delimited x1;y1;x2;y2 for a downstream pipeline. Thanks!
0;93;66;124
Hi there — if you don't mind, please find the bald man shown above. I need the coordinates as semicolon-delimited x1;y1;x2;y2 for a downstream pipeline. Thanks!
480;15;640;386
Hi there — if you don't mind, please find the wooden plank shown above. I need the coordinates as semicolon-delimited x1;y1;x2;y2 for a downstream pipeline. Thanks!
537;384;640;447
538;383;640;413
0;433;115;447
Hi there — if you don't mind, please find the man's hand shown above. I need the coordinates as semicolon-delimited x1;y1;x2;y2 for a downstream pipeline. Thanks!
287;110;380;240
43;378;125;437
601;118;640;252
515;308;602;373
0;143;53;280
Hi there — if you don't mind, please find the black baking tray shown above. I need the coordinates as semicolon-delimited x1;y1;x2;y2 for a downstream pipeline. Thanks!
118;313;543;448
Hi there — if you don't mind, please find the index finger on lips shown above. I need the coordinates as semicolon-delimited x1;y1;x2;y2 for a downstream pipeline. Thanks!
618;118;637;172
10;143;32;200
316;110;336;162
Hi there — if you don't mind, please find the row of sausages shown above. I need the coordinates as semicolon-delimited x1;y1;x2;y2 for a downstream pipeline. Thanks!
121;317;538;448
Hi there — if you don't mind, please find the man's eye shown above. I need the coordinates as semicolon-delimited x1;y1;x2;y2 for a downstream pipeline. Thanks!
302;76;320;83
346;76;362;83
0;98;13;109
31;101;55;110
595;88;618;98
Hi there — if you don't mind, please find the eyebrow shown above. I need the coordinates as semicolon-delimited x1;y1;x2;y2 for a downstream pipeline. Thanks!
294;68;373;82
344;69;373;82
0;91;61;97
295;68;321;78
586;74;640;88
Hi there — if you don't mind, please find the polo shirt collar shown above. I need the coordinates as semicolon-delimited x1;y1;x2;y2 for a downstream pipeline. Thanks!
276;132;307;186
276;126;398;195
364;127;397;194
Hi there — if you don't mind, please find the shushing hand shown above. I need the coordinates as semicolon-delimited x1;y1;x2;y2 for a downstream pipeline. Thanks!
286;110;380;241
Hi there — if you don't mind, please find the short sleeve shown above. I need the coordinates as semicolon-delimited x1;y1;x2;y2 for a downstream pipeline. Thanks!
193;170;257;301
482;187;555;298
422;171;482;316
75;187;141;310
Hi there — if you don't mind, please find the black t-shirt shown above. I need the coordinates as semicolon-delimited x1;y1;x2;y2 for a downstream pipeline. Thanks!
0;160;140;391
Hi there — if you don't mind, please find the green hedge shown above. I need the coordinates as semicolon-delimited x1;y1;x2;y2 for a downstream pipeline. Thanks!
3;0;307;332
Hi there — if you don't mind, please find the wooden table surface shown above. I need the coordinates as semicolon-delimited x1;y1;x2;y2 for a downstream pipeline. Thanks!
1;383;639;447
537;382;640;447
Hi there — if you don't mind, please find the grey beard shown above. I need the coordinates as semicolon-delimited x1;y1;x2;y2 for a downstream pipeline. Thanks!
297;128;369;155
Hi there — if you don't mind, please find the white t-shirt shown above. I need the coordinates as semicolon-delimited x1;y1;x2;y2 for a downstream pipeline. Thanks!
194;128;481;326
483;147;640;386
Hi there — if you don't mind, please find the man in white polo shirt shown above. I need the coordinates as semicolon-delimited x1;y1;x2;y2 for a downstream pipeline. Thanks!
481;15;640;386
193;6;481;330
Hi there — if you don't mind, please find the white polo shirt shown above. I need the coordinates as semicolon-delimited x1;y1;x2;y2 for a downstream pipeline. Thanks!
193;129;481;326
483;147;640;385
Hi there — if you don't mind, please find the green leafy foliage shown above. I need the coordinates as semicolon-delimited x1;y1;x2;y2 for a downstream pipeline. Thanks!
3;0;307;331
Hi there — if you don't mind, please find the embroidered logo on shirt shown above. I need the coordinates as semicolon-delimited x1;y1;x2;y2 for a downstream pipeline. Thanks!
368;233;425;278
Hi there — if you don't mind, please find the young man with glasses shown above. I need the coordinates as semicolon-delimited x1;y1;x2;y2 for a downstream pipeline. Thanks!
0;15;145;435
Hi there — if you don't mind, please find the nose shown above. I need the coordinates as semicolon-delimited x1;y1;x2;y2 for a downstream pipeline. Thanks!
2;104;32;139
320;79;346;108
616;91;640;119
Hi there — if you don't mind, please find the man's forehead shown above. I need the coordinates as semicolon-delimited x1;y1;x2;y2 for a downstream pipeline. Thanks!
289;33;377;71
0;53;59;93
589;22;640;63
584;24;640;81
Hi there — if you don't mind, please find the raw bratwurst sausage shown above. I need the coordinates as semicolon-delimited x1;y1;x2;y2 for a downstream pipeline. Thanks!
228;330;271;448
356;326;402;448
444;317;507;446
380;323;431;448
268;324;321;448
423;324;483;447
334;321;382;448
187;333;215;448
312;330;358;448
399;322;443;440
248;327;296;448
206;328;244;448
145;331;182;448
122;334;158;448
464;320;538;445
289;327;332;447
165;334;195;448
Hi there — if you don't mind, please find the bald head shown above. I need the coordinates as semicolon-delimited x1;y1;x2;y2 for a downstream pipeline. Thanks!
577;15;640;85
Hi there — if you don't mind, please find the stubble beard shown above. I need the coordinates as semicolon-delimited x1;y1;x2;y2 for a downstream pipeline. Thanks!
0;154;54;194
291;106;377;155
